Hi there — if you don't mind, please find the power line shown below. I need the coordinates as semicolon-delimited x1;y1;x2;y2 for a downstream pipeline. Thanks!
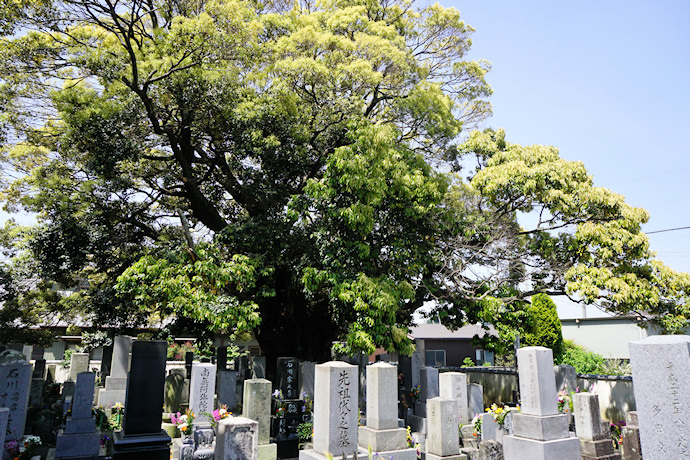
647;226;690;235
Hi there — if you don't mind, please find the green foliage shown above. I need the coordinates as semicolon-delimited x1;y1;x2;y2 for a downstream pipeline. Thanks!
461;357;475;367
556;340;605;374
522;294;564;359
297;421;313;443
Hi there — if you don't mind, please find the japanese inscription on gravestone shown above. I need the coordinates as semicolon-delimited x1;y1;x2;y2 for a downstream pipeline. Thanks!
337;370;351;448
0;362;31;441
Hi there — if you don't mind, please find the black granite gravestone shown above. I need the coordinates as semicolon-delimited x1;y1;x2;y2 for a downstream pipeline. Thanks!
216;346;228;372
185;351;194;378
112;341;170;460
276;357;299;399
32;359;46;379
100;344;114;378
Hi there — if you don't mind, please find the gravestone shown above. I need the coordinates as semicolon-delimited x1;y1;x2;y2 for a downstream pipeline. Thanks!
218;370;238;411
300;361;362;460
411;351;424;388
0;407;9;454
0;360;32;440
621;412;642;460
426;397;461;460
415;366;439;417
69;353;90;381
440;372;469;423
358;363;416;459
215;416;258;460
216;346;228;372
243;378;276;459
299;361;316;400
629;335;690;460
573;392;621;460
100;344;114;378
164;369;186;413
251;356;267;379
55;372;100;459
467;383;484;420
481;413;498;442
98;335;132;408
277;357;300;399
502;347;580;460
554;365;577;393
112;340;170;460
478;440;504;460
32;358;46;379
189;363;216;427
185;351;194;378
29;377;44;408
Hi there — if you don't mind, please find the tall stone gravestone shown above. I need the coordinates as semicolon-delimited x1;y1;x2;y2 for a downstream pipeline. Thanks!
29;358;46;408
300;361;363;460
415;366;439;416
440;372;469;424
216;346;228;372
185;351;194;378
358;363;416;459
69;353;90;381
410;351;424;389
629;335;690;460
98;335;132;408
243;378;277;460
502;347;580;460
164;369;186;413
215;416;258;460
277;357;300;399
251;356;267;379
621;411;641;460
426;397;461;460
554;365;577;393
189;363;216;428
100;344;114;378
467;383;484;420
0;407;8;455
218;370;238;410
573;392;621;460
113;341;170;460
299;361;316;400
55;372;100;459
0;355;31;441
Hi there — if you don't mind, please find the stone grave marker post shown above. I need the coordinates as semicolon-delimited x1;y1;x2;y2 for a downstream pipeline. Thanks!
467;383;484;420
426;397;461;460
97;335;132;408
69;353;90;381
620;411;641;460
215;416;259;460
573;392;621;460
0;358;32;441
189;362;216;429
629;335;690;460
54;372;100;459
439;372;469;424
502;346;580;460
112;340;170;460
243;378;277;459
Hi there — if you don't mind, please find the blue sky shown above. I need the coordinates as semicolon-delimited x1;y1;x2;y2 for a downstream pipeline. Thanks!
447;0;690;317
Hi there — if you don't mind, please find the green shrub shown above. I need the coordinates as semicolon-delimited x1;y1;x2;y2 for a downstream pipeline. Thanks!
523;294;564;359
556;340;605;374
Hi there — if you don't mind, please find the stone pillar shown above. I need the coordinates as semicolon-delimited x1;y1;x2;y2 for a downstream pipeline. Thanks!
113;341;170;460
55;372;100;459
426;397;461;460
358;363;416;459
468;383;484;420
299;361;316;400
189;363;216;427
621;411;642;460
502;347;580;460
629;335;690;460
69;353;90;381
0;360;32;440
554;365;577;393
218;369;238;411
573;392;621;459
242;378;276;459
164;369;186;413
215;416;258;460
439;372;469;424
301;361;361;459
97;335;132;407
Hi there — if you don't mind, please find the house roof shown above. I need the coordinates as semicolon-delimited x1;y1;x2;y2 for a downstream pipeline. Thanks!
409;322;494;339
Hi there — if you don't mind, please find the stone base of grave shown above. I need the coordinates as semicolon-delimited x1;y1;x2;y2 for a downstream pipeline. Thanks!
298;448;369;460
97;389;127;408
502;435;580;460
408;414;427;434
512;413;569;441
580;438;620;458
54;429;101;458
112;430;171;460
460;447;478;459
424;453;468;460
358;426;408;451
581;454;621;460
258;442;278;460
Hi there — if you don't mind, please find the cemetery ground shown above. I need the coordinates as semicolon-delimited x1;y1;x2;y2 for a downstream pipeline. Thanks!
1;336;688;460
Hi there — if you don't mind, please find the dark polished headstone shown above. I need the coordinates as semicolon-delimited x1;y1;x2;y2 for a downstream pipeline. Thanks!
101;344;114;378
276;357;299;399
113;341;170;460
185;351;194;378
32;359;46;379
216;346;228;372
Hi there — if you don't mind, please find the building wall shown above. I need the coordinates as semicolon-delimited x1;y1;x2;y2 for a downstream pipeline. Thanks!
560;318;651;359
423;339;476;367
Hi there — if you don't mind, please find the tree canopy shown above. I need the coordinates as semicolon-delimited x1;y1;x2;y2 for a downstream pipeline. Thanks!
0;0;688;363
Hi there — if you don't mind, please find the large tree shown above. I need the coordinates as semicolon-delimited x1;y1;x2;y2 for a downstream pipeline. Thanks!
1;0;688;363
